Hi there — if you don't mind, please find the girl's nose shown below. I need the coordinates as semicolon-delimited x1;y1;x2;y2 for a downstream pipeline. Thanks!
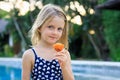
53;29;58;35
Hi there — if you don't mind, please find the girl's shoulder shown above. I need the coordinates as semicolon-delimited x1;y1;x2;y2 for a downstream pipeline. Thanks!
23;49;33;56
22;49;34;62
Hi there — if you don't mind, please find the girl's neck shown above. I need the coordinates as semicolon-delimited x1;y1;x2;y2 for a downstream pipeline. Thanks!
37;41;53;49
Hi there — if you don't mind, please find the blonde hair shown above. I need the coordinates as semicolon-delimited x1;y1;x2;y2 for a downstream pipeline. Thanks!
29;4;69;49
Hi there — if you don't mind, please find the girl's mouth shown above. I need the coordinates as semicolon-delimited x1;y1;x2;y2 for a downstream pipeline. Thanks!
49;36;57;40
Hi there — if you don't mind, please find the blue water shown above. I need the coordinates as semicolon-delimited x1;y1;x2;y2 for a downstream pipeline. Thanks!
0;66;21;80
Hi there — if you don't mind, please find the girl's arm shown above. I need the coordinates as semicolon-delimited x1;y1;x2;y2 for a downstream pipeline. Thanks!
55;49;75;80
22;50;32;80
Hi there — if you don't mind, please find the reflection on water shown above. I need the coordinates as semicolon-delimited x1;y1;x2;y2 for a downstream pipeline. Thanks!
72;60;120;80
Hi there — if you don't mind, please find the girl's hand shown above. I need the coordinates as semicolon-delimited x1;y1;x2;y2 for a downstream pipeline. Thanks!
53;43;75;80
54;49;70;68
53;43;71;68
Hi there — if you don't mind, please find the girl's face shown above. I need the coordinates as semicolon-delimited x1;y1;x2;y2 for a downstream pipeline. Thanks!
39;16;65;45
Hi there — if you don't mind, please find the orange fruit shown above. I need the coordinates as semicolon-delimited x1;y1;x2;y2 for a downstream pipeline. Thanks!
53;43;64;52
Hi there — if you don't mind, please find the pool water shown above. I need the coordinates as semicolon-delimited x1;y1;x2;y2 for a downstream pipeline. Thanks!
0;66;21;80
72;60;120;80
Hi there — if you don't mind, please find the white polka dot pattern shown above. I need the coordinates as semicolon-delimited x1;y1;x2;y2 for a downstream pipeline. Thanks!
31;48;63;80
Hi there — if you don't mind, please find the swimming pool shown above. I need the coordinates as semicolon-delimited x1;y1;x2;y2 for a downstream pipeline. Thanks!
72;60;120;80
0;58;21;80
0;58;120;80
0;66;21;80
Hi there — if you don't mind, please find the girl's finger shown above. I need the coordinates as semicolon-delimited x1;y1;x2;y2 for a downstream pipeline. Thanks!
54;57;64;67
55;53;64;56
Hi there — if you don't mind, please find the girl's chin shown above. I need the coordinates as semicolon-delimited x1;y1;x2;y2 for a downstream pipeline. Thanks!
47;40;57;44
49;39;58;42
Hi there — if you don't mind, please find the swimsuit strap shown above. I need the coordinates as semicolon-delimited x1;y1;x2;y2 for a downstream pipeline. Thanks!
31;48;37;59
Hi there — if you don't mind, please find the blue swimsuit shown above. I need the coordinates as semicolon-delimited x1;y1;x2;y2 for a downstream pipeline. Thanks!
31;48;63;80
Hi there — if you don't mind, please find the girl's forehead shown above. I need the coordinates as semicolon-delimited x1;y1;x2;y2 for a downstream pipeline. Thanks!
44;16;65;27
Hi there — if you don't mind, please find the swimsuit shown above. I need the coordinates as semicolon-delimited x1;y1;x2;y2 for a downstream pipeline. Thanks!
31;48;63;80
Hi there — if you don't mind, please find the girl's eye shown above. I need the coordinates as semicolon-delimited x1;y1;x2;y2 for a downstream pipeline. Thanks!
58;28;63;31
48;26;53;28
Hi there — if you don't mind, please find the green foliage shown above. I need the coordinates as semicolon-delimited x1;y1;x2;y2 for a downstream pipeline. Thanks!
0;44;14;57
81;37;97;59
0;52;5;57
68;24;83;58
68;23;97;59
4;44;14;57
110;48;120;61
70;53;77;60
98;0;106;4
102;10;120;61
0;9;9;18
69;23;83;41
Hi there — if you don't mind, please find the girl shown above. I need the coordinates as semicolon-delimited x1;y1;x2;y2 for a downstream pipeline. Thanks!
22;4;74;80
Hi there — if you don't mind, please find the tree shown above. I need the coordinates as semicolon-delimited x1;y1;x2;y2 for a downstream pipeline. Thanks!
0;0;111;60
